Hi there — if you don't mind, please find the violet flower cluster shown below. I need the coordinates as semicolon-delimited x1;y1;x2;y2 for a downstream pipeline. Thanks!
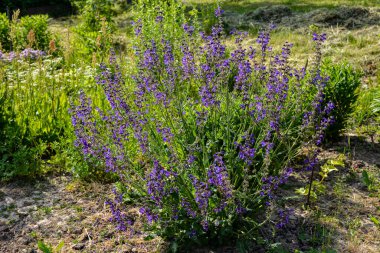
105;189;135;234
0;49;46;62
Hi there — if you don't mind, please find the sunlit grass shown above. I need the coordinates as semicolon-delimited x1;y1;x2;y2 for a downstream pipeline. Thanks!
188;0;380;12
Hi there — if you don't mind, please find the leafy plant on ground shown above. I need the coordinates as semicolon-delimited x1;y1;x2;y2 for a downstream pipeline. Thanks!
369;215;380;229
37;240;64;253
351;83;379;130
296;155;344;203
361;170;379;192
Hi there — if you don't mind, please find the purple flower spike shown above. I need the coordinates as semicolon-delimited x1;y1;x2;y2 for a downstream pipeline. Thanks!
313;32;327;42
215;6;224;17
236;134;256;165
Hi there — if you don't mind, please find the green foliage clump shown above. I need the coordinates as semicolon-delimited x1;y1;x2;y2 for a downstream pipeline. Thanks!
0;13;10;50
70;0;115;60
0;53;105;180
19;14;51;50
71;0;114;30
0;90;45;180
1;11;53;51
132;0;188;48
322;60;361;139
352;85;377;126
350;83;380;141
37;240;64;253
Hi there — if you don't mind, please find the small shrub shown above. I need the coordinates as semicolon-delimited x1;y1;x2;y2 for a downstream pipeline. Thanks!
3;11;53;51
71;0;114;25
19;14;51;50
322;60;361;139
70;3;335;250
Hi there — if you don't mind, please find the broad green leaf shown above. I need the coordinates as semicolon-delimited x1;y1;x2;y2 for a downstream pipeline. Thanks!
362;170;371;187
329;159;344;167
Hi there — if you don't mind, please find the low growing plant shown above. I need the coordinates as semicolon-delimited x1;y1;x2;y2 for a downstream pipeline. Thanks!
296;155;344;203
37;240;64;253
361;169;379;192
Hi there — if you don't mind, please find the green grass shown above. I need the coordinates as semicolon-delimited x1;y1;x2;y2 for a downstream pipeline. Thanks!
46;1;380;79
188;0;380;13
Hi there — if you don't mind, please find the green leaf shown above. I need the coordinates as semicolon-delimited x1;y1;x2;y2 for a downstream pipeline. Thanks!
55;241;64;252
144;234;155;241
370;215;380;228
313;181;326;194
321;164;338;173
37;241;53;253
362;170;371;187
329;159;344;167
295;187;307;196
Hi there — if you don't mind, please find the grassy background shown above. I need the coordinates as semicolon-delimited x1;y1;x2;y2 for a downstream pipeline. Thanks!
48;0;380;82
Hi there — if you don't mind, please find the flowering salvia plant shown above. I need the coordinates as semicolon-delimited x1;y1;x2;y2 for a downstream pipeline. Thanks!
70;4;334;249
